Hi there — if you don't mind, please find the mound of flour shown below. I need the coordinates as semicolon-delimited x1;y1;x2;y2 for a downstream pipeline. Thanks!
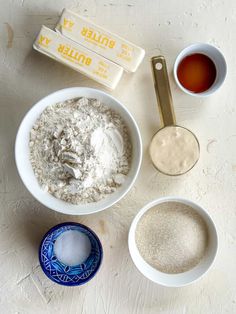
29;97;132;204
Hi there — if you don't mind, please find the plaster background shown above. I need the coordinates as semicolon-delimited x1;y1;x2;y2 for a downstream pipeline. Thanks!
0;0;235;313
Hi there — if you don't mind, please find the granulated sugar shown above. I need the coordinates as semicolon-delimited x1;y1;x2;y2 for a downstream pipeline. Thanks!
135;202;208;274
29;97;132;204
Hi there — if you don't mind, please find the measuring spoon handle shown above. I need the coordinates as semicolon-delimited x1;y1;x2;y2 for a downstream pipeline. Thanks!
151;56;176;126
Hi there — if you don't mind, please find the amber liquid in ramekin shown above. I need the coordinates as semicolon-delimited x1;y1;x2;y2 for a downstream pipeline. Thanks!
177;53;217;93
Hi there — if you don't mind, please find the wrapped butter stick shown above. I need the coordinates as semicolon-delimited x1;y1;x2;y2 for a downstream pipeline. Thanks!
33;26;123;89
56;9;145;72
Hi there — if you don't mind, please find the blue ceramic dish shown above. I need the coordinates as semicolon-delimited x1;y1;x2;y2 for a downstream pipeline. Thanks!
39;222;103;286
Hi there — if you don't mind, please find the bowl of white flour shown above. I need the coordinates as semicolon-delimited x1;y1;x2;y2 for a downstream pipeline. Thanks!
15;87;142;215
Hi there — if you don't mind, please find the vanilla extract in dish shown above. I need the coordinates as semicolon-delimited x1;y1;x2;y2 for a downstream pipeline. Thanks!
177;53;217;93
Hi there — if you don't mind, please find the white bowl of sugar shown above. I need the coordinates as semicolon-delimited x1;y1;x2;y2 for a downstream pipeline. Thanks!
15;87;142;215
128;197;218;287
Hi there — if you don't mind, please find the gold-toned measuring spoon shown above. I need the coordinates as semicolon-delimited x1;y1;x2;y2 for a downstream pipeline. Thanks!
149;56;200;176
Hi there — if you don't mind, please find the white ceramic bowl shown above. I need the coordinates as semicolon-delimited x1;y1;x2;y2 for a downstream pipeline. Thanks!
15;87;142;215
128;197;218;287
173;43;227;97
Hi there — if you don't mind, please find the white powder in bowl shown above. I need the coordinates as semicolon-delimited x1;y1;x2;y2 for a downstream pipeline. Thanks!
135;202;209;274
29;97;132;204
54;230;91;266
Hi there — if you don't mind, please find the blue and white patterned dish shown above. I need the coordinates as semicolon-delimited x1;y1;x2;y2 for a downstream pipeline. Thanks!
39;222;103;286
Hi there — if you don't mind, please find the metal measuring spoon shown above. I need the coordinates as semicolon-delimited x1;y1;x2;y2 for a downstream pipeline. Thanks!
149;56;200;176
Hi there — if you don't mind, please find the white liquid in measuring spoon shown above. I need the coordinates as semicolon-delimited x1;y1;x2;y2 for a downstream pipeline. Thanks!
150;126;199;175
54;230;92;266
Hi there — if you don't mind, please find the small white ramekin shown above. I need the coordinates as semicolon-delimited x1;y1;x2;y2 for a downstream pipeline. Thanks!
128;197;218;287
173;43;227;97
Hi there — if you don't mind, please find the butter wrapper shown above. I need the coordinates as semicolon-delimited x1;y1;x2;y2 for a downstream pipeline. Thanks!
33;26;123;89
56;9;145;72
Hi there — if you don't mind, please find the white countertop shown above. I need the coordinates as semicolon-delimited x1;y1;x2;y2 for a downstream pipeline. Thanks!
0;0;235;313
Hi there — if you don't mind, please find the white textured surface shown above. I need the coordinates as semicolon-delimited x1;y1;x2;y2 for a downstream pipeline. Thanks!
0;0;235;313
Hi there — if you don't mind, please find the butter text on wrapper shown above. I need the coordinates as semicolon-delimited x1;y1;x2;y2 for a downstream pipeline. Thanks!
57;44;92;65
81;27;116;49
